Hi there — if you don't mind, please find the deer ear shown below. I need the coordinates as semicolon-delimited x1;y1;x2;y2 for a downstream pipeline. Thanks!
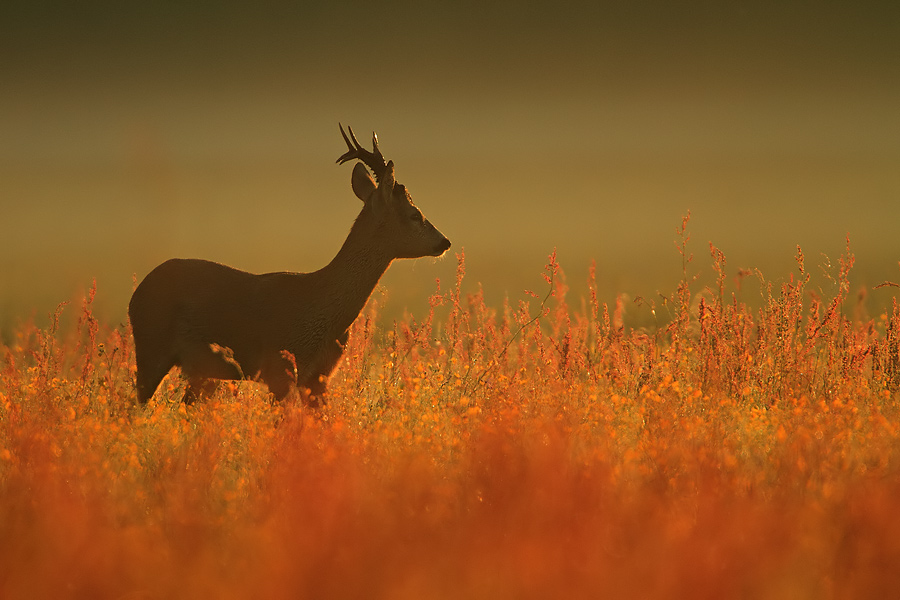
351;162;377;202
377;161;396;204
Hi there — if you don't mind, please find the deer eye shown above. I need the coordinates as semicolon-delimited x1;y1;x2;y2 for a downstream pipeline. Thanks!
410;212;424;223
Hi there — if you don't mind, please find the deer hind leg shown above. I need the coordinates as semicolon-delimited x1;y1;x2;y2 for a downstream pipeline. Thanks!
134;353;176;404
176;340;244;404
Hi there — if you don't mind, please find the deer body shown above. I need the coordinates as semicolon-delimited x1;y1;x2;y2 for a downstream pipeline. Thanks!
129;126;450;404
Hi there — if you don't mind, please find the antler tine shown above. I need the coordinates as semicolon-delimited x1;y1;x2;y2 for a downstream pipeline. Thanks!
336;123;358;165
336;123;388;180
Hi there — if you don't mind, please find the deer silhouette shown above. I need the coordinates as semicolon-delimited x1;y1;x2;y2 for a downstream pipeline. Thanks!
128;125;451;405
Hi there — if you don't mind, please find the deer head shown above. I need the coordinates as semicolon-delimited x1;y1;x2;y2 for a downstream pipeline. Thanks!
337;124;451;259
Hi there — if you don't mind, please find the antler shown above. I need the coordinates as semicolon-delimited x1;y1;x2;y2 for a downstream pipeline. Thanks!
336;123;388;181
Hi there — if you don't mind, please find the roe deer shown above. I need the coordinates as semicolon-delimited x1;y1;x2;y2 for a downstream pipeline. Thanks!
129;124;451;405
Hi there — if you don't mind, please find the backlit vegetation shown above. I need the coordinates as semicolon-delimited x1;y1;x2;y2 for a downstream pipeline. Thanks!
3;219;900;598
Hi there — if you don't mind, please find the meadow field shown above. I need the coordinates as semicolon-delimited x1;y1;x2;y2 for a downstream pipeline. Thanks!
2;222;900;599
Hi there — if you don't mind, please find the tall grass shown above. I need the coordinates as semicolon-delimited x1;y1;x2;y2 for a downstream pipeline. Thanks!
2;220;900;598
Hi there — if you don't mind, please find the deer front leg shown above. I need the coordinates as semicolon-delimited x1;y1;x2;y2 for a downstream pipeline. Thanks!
291;335;347;407
184;376;218;404
259;352;297;402
257;350;325;406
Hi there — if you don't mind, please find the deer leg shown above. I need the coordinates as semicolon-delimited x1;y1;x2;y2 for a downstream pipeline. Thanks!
266;376;292;402
261;358;294;402
263;370;326;407
134;356;175;404
303;391;325;409
184;377;218;404
293;337;341;407
300;374;328;408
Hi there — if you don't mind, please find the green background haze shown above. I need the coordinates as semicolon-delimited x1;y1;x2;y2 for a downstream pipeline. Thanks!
2;1;898;328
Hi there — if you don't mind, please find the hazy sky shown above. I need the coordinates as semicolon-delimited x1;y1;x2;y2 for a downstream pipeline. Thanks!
2;1;899;326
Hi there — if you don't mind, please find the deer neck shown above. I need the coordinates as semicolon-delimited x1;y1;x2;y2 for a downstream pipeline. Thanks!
316;218;393;333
